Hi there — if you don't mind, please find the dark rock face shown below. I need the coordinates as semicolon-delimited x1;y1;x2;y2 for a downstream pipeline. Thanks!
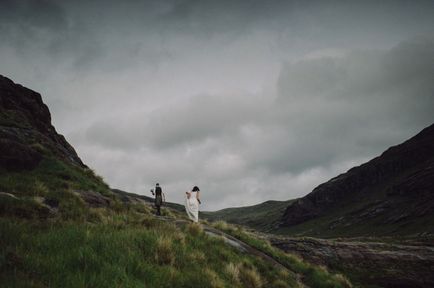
0;138;42;170
0;75;85;170
269;235;434;288
281;123;434;235
74;190;112;208
111;189;152;204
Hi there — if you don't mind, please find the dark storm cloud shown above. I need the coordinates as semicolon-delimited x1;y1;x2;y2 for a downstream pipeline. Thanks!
1;0;434;210
0;0;66;32
0;0;104;70
265;37;434;173
2;0;434;76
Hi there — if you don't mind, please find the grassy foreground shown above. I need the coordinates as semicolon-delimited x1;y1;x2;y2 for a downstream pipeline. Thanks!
0;197;353;288
0;153;351;287
0;200;281;288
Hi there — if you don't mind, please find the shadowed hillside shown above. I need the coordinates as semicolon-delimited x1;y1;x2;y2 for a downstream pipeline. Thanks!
279;123;434;237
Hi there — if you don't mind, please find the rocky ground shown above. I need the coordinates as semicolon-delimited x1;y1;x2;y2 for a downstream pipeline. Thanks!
266;234;434;288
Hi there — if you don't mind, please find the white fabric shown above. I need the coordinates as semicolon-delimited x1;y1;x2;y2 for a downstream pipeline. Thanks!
185;191;199;222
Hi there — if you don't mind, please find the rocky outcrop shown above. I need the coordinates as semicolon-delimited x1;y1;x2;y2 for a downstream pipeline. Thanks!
269;235;434;288
111;189;153;204
0;75;84;170
74;190;112;208
281;124;434;235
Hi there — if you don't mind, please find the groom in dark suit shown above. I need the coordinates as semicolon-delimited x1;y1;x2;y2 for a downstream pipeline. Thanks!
151;183;164;215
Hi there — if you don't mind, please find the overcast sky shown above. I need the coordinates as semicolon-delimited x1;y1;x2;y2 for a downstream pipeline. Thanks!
1;0;433;210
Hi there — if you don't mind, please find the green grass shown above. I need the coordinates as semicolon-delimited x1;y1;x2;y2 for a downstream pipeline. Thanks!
0;173;353;288
0;208;303;288
0;156;113;223
0;158;110;197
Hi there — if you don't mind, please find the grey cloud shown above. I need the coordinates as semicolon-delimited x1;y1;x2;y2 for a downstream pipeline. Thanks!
84;93;265;150
263;37;434;174
0;0;105;70
146;94;265;149
2;0;434;73
84;37;434;182
0;0;66;31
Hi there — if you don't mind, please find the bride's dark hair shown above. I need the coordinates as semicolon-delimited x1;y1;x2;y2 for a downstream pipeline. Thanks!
192;186;200;192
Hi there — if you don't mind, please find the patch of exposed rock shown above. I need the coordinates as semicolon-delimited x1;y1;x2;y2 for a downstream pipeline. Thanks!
269;235;434;288
73;190;112;208
0;75;85;170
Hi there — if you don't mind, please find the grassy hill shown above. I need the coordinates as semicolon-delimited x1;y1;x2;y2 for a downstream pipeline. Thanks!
202;200;295;232
1;199;352;288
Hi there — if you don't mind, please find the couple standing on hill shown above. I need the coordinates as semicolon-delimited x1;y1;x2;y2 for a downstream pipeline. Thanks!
151;183;201;223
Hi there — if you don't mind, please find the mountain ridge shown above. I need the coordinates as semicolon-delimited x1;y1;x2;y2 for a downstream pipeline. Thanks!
279;123;434;237
282;123;434;226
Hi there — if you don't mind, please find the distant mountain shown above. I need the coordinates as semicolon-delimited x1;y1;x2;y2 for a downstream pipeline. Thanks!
202;199;295;232
279;123;434;237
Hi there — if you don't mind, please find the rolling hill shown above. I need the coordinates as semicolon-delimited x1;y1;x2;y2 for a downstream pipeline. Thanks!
202;199;295;232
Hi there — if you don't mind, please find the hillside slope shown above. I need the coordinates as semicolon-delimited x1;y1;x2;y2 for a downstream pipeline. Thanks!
279;123;434;237
202;200;295;232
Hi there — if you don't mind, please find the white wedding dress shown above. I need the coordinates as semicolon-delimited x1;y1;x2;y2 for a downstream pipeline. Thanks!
185;191;199;222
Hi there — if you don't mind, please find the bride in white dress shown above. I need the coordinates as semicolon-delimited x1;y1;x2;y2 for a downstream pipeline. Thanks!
185;186;201;222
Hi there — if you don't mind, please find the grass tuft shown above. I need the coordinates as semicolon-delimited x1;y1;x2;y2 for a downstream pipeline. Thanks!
155;236;175;266
186;222;203;236
204;268;224;288
271;279;291;288
225;262;240;283
239;264;263;288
